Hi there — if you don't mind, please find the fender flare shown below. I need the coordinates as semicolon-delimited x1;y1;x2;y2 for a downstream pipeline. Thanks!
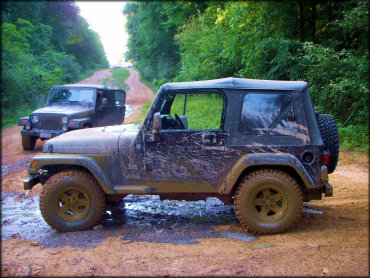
218;153;316;194
68;117;92;128
28;154;114;194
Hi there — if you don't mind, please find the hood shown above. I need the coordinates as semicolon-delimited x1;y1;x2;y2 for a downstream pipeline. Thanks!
43;124;140;154
32;104;93;117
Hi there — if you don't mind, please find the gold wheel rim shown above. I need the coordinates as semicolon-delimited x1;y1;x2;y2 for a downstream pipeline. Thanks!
251;186;288;222
56;189;91;221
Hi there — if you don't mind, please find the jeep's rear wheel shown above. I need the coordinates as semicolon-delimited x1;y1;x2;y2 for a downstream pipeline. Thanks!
234;169;303;235
40;170;106;232
22;135;37;151
317;114;339;173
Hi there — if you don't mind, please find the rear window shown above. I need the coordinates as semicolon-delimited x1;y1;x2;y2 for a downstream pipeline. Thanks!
240;93;291;135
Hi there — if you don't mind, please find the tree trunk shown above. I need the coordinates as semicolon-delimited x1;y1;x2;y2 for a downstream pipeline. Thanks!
298;0;305;42
311;0;316;42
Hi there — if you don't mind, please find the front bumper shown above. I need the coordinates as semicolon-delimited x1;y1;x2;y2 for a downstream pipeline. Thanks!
23;171;49;190
21;128;64;139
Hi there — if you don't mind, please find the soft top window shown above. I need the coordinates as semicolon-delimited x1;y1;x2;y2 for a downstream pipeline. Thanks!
240;93;291;135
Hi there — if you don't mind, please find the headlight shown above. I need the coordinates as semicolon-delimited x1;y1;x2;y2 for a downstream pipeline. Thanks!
61;116;68;124
25;124;31;130
62;125;68;132
31;115;39;123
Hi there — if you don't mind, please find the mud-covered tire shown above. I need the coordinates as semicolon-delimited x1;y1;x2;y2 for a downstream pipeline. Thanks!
40;170;106;232
22;135;37;151
317;114;339;173
234;169;303;235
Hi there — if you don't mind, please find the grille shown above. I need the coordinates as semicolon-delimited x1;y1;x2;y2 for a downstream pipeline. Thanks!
33;114;63;130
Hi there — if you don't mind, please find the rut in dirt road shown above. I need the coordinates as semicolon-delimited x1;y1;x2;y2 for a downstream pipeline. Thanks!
125;68;154;105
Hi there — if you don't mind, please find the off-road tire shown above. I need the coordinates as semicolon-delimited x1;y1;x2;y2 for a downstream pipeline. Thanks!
234;169;303;235
317;114;339;173
22;135;37;151
40;170;106;232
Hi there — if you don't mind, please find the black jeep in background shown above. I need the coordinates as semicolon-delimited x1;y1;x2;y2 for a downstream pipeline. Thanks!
18;84;126;150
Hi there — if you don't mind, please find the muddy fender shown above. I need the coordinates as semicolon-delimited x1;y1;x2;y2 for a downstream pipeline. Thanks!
27;154;114;194
219;153;315;194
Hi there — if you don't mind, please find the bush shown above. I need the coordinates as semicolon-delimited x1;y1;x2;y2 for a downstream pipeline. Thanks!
338;125;369;153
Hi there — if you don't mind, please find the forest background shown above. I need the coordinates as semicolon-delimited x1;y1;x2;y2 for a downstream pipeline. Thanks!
124;0;368;151
1;1;108;128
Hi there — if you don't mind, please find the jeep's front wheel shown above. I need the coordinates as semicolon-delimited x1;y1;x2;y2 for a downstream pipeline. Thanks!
234;169;303;235
22;135;37;151
40;170;106;232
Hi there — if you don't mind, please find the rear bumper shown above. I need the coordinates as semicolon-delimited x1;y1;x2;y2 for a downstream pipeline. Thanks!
323;182;333;197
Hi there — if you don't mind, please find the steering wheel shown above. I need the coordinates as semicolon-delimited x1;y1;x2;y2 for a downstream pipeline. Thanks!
174;114;185;129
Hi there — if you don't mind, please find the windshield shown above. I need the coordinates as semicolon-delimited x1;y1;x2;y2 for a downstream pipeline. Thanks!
48;88;95;104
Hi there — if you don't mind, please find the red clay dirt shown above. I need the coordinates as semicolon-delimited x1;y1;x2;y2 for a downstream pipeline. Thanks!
1;70;368;277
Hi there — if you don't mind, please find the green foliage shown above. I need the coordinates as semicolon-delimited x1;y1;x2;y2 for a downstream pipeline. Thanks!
301;42;368;125
109;68;130;90
338;125;369;153
139;76;160;94
1;2;109;128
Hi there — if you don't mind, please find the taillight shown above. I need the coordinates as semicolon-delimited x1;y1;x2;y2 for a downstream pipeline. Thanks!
323;151;330;165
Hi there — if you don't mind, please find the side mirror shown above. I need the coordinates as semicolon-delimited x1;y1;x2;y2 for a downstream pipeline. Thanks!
102;98;108;106
153;112;162;133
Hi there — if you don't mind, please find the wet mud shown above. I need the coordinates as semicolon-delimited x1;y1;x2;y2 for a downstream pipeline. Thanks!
1;156;33;177
1;191;328;248
1;192;253;247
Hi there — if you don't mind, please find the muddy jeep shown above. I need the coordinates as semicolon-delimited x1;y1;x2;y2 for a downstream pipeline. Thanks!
18;84;126;150
24;77;339;234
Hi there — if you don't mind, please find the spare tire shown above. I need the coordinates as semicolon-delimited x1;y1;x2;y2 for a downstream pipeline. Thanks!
317;114;339;173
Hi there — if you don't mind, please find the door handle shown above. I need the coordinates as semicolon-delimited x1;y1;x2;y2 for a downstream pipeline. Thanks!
202;131;217;145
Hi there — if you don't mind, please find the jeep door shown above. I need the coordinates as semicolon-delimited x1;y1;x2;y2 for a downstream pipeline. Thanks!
143;91;227;192
95;90;126;126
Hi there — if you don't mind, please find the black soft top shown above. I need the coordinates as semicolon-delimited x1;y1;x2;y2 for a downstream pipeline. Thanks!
161;77;307;92
51;84;115;90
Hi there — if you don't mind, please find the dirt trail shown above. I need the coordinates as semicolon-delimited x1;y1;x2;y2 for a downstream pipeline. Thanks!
1;69;368;276
75;69;112;85
124;68;154;106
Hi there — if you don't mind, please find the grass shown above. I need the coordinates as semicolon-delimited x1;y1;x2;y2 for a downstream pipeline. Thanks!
338;125;369;153
170;93;223;130
2;106;37;129
107;68;130;90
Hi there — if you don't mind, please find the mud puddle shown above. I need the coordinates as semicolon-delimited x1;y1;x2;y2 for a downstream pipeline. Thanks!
1;192;255;248
1;156;32;177
1;193;324;248
125;105;139;118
